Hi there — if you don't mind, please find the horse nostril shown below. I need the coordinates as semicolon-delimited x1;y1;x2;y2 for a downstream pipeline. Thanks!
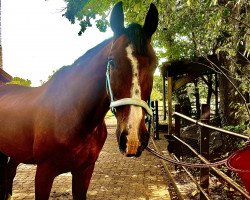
119;130;128;153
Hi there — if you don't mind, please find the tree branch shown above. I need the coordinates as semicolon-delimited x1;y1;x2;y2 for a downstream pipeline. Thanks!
227;16;250;29
203;55;250;118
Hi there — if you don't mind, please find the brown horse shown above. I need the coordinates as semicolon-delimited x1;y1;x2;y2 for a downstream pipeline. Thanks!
0;2;158;199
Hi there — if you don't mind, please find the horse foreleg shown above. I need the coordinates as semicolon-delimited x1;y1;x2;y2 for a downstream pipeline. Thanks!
35;163;58;200
71;163;95;200
0;152;8;200
6;159;19;197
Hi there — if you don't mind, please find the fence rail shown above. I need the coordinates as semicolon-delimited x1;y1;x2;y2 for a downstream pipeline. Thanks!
151;101;250;199
173;112;249;140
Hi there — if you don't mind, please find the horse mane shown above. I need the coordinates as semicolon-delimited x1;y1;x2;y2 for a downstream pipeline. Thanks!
51;38;112;79
73;38;112;65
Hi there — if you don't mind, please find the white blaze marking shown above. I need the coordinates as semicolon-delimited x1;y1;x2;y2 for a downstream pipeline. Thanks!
125;45;143;154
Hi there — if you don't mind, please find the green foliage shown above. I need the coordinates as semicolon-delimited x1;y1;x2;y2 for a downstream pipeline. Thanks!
151;87;162;101
151;75;163;101
62;0;250;125
223;124;249;149
95;18;109;32
64;0;117;35
63;1;155;34
62;0;248;62
224;124;248;134
64;0;91;24
8;77;32;87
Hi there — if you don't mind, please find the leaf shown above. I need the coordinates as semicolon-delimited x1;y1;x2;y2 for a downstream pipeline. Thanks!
134;3;140;12
212;0;218;5
191;190;198;196
222;8;230;17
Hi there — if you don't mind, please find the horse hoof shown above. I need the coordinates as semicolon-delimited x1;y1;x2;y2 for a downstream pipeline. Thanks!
7;194;12;200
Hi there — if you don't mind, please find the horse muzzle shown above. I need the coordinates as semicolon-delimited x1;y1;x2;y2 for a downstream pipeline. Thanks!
109;97;152;157
117;128;149;157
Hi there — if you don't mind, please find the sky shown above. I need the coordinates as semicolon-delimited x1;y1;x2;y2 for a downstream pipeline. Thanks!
2;0;113;86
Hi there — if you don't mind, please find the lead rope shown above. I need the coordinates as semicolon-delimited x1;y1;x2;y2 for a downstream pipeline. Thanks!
146;146;227;168
146;115;250;172
145;113;234;169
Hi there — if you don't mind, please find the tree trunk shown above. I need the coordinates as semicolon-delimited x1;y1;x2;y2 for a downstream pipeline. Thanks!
206;74;213;106
218;52;243;126
217;1;249;126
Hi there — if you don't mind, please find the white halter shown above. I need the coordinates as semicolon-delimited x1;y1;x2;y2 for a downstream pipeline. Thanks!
106;58;153;116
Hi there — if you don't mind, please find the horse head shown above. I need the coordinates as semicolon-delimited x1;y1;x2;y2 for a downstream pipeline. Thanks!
107;2;158;157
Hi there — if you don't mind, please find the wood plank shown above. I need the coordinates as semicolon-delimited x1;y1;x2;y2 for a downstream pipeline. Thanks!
173;74;200;91
168;76;173;134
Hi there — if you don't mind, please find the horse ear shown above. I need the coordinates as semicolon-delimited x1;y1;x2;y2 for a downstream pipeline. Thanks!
143;3;159;39
110;1;125;36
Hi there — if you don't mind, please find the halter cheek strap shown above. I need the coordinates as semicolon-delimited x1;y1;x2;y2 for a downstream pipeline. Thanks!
106;58;115;102
105;58;152;116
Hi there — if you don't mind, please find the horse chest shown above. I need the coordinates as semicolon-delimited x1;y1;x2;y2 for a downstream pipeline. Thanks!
44;124;107;170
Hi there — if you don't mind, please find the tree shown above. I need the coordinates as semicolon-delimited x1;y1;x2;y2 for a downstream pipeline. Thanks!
8;77;32;86
62;0;250;126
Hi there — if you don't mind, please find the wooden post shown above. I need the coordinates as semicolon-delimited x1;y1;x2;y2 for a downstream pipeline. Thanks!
215;73;219;117
147;98;151;133
151;101;155;136
168;76;173;134
151;100;155;115
175;104;181;138
163;76;167;120
154;100;159;139
174;104;181;160
200;104;210;200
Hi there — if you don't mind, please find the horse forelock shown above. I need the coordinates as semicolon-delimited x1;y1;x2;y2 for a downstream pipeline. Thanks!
124;23;148;55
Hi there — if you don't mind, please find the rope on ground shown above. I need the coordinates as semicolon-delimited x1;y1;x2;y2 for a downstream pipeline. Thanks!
148;137;185;200
172;155;211;200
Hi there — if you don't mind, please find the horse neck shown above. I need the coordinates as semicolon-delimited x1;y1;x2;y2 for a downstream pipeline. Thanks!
75;43;112;123
43;40;112;129
82;49;111;120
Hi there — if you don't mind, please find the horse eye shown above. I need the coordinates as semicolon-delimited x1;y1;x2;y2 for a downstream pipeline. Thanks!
108;57;115;68
110;59;115;68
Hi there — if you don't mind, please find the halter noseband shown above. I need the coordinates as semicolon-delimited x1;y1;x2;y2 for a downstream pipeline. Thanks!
106;57;153;116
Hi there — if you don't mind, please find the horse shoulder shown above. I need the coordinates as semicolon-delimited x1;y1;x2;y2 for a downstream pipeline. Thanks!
71;122;107;167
